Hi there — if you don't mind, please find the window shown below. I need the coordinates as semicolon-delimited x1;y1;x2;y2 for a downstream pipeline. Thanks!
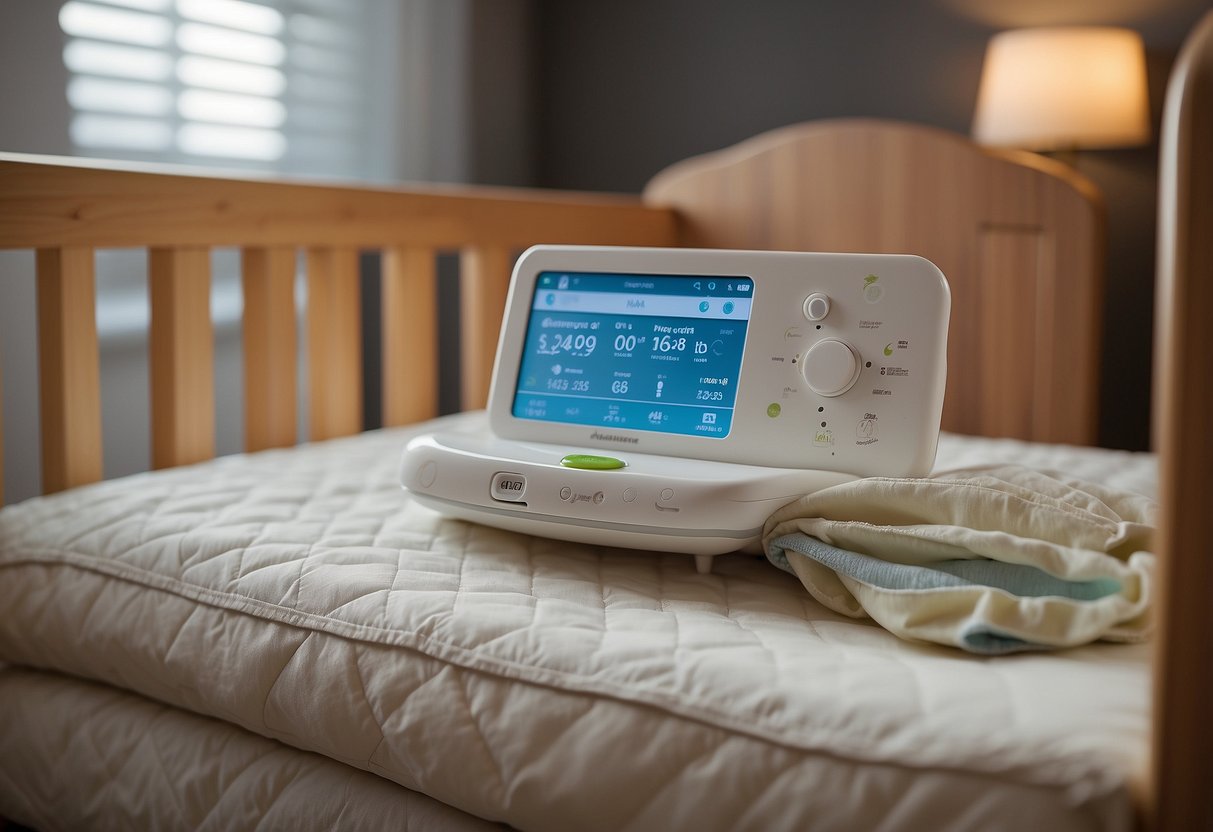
59;0;369;176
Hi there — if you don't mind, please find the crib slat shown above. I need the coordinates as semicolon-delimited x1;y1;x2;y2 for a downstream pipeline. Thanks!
382;247;438;426
306;247;362;440
243;247;297;451
36;247;103;493
459;247;512;410
149;247;215;469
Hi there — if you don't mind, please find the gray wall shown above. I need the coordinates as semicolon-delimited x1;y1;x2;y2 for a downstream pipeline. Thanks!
533;0;1213;451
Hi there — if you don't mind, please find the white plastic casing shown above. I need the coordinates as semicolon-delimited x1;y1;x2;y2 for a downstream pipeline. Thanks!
401;245;951;572
402;431;856;562
487;245;950;478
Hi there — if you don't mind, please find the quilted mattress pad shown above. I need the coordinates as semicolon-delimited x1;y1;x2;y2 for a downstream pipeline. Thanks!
0;413;1156;830
0;664;500;830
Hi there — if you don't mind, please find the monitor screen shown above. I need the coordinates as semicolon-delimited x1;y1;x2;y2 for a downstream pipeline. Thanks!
511;271;753;438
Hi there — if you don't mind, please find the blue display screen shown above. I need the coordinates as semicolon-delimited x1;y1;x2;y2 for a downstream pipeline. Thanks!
512;271;753;437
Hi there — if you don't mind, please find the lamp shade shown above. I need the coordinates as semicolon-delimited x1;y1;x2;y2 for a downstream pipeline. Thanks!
972;26;1150;150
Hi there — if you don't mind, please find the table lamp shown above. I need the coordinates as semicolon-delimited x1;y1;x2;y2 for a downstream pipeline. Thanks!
972;26;1150;153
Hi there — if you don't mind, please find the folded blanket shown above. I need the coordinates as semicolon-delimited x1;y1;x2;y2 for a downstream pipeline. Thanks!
762;466;1156;654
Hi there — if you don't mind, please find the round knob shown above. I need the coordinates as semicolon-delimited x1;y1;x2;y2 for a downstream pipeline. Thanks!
802;292;830;321
802;339;861;397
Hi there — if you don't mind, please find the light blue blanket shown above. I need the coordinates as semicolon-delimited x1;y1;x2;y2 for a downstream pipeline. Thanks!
768;534;1123;654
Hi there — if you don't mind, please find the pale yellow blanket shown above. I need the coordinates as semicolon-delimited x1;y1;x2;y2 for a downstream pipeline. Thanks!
762;466;1156;653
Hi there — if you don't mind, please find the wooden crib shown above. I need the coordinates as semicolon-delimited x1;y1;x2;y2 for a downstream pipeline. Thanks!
0;11;1209;828
0;123;1107;490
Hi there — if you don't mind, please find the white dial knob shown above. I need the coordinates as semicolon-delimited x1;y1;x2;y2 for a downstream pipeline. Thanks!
802;339;861;397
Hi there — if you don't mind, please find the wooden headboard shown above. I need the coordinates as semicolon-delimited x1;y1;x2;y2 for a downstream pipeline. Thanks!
643;120;1104;445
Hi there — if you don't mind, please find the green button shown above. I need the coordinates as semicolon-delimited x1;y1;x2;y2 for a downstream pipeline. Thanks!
767;402;781;418
560;454;626;470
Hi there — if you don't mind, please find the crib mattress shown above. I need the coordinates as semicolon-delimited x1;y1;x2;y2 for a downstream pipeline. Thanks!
0;413;1156;831
0;663;500;831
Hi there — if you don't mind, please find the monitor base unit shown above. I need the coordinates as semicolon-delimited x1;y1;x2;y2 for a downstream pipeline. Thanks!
400;431;856;574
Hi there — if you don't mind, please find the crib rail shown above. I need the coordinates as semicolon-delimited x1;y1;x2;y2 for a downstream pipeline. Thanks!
0;153;678;501
1150;10;1213;831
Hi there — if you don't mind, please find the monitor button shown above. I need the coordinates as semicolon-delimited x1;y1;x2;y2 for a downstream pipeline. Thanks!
491;472;527;502
560;454;627;470
417;460;437;488
803;293;831;321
